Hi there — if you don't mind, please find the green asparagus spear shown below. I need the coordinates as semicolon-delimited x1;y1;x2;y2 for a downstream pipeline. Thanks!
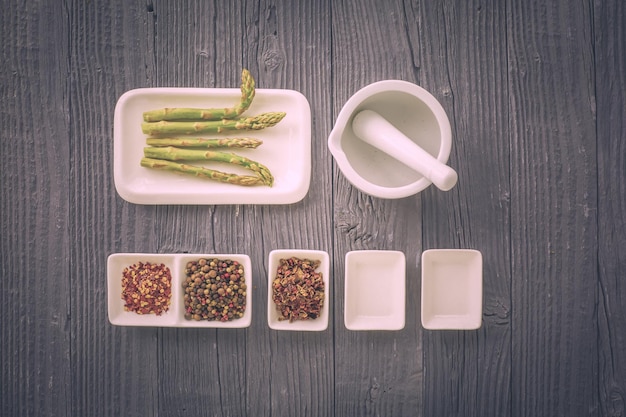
142;69;256;122
141;112;286;136
140;158;267;186
145;137;263;149
143;146;274;186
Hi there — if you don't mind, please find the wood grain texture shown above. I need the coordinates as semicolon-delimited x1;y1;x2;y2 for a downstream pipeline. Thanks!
507;1;598;416
243;2;334;415
67;1;162;416
418;1;512;416
1;0;624;416
595;0;626;415
144;3;251;416
331;1;422;416
0;1;71;416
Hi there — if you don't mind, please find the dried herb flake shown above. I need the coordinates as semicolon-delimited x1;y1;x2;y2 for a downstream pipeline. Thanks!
272;257;324;322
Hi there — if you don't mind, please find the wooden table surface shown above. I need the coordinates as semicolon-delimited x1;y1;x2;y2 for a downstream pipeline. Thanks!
2;1;625;416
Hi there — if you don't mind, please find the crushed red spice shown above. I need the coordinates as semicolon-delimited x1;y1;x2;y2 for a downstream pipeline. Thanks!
121;262;172;315
272;257;325;322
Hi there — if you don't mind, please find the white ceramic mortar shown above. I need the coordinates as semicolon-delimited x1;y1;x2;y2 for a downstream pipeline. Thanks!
328;80;454;199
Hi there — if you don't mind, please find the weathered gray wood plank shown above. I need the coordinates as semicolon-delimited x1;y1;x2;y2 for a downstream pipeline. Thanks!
418;1;512;416
507;1;598;416
331;1;423;416
67;1;162;416
0;1;71;416
143;3;252;416
244;1;334;415
595;0;626;415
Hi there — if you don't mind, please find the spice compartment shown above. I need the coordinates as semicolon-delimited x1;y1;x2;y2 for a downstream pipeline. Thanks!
344;250;406;331
420;249;483;330
107;253;252;328
267;249;330;331
177;254;252;328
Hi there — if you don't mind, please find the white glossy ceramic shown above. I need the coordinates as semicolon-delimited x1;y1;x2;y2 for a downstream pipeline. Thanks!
344;250;406;331
328;80;452;199
421;249;483;330
352;110;457;191
114;88;311;204
267;249;330;331
107;253;252;328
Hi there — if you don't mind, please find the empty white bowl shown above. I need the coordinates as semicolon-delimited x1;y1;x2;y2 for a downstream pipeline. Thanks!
328;80;452;199
267;249;330;331
421;249;483;330
344;250;406;331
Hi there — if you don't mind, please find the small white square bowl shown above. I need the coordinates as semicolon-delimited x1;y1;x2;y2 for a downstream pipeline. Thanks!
267;249;330;331
421;249;483;330
344;250;406;331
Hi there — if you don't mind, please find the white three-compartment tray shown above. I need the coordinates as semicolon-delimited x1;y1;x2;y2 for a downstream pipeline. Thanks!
114;88;311;205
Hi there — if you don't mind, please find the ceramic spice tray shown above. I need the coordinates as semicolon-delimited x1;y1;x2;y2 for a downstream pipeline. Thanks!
107;253;252;328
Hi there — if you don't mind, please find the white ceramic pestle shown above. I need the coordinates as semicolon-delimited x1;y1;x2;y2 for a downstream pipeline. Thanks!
351;110;458;191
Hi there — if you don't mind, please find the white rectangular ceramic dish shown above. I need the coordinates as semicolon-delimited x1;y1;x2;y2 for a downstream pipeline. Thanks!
107;253;252;327
420;249;483;330
267;249;330;331
344;250;406;331
114;88;311;204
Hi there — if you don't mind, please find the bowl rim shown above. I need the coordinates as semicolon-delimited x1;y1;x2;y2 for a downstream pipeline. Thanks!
344;250;406;331
420;248;483;330
267;249;330;331
328;80;452;199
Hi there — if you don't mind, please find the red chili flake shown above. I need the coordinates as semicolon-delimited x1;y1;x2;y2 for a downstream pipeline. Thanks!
121;262;172;315
272;257;325;322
